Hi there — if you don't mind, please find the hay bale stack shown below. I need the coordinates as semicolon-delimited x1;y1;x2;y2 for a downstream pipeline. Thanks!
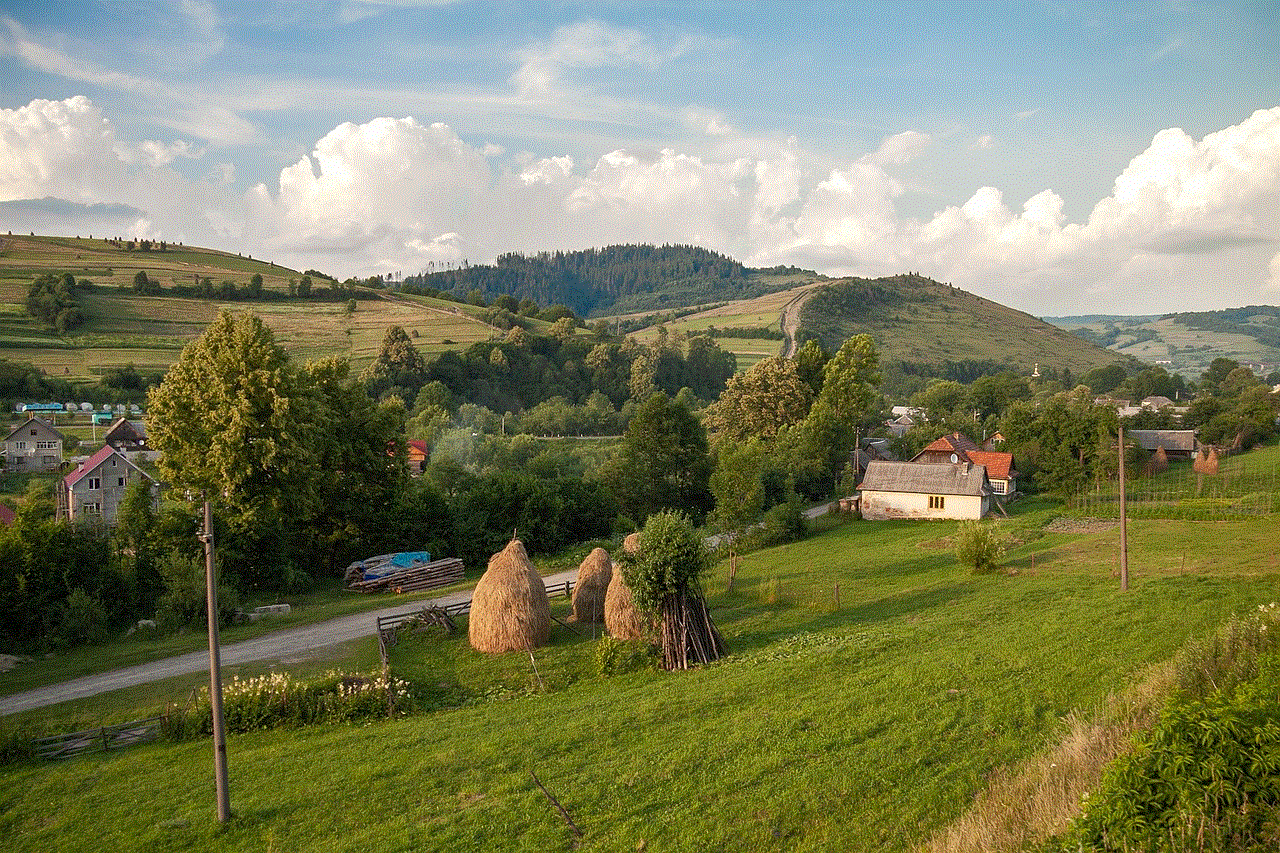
572;548;612;623
605;534;648;640
468;539;550;653
1147;445;1169;476
1194;446;1220;475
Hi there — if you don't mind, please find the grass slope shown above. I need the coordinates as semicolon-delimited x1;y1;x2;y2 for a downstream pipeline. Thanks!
3;497;1277;852
800;274;1124;376
1042;307;1280;379
0;235;501;379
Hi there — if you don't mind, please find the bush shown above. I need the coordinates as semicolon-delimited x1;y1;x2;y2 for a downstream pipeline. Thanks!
955;520;1006;574
154;552;240;631
595;636;655;677
56;588;110;647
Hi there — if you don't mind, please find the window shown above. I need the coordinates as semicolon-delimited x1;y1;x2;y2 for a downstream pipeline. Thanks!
928;495;946;509
15;441;25;450
42;456;57;465
82;502;101;515
36;440;56;449
117;477;126;488
87;477;101;490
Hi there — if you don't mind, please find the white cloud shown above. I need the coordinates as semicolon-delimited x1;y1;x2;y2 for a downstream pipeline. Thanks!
865;130;931;166
971;134;994;150
4;94;1278;315
682;105;733;136
511;21;672;96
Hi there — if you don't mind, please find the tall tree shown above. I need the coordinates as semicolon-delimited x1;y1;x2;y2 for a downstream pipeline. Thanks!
363;325;427;398
604;392;712;523
709;439;765;592
146;310;321;587
705;355;813;442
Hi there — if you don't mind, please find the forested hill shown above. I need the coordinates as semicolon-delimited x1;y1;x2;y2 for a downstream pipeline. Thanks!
400;244;805;317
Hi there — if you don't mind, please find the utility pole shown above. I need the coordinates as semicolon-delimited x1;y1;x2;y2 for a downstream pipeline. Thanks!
201;499;231;822
1118;427;1129;592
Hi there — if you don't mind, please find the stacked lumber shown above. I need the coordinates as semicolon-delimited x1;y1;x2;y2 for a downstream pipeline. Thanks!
347;558;465;594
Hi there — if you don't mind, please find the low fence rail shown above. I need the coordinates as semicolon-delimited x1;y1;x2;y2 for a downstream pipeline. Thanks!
34;716;163;760
375;577;576;634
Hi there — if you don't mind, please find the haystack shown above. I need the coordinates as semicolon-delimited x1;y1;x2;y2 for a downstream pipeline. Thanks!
468;539;550;653
572;548;612;623
605;533;649;640
1146;445;1169;476
1193;445;1220;475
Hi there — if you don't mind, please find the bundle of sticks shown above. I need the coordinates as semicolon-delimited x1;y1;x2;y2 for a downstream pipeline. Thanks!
347;557;465;594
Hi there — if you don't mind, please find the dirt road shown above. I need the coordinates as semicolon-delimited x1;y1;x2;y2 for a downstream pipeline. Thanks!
0;569;577;716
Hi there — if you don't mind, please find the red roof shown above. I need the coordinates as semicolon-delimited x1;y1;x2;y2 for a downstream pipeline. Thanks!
407;440;429;456
63;445;146;488
920;432;980;455
968;450;1015;480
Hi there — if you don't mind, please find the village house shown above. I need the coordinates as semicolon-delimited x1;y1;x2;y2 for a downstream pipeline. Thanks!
102;417;157;461
58;445;159;525
910;432;1018;499
406;439;429;474
3;415;65;472
858;460;992;520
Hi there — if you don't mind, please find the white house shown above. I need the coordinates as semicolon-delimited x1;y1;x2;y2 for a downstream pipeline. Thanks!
58;445;159;525
3;415;65;472
858;460;991;520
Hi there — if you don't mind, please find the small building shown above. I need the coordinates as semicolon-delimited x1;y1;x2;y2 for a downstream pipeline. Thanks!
406;439;429;474
1128;429;1198;461
1140;395;1176;411
58;445;159;525
3;415;65;472
102;418;156;461
858;460;992;520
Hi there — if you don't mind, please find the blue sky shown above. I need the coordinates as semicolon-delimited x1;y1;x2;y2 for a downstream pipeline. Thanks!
1;1;1277;314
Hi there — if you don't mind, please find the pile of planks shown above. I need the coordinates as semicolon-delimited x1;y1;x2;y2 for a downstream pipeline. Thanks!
347;557;465;594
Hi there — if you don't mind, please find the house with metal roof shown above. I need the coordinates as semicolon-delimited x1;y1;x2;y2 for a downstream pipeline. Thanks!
858;460;992;520
58;445;159;525
3;415;65;472
1128;429;1198;460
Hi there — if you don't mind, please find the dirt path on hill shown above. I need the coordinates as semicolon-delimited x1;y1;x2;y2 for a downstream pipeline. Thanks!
780;288;814;358
0;569;577;716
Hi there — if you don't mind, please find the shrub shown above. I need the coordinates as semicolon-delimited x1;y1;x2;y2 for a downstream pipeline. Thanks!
594;636;655;677
154;552;240;631
56;588;110;647
955;520;1006;574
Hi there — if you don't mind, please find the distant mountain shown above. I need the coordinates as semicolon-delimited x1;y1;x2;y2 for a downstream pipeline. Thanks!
1042;306;1280;378
797;274;1128;391
400;244;810;317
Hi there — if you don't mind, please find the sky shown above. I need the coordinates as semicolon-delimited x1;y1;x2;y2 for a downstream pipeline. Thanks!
0;1;1277;317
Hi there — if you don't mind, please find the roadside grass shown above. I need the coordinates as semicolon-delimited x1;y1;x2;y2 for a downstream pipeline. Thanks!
0;576;477;700
3;504;1278;852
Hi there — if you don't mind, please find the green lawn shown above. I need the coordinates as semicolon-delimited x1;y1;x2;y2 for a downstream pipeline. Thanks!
3;500;1277;853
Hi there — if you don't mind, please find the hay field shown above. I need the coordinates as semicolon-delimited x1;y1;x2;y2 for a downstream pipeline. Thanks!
0;236;500;376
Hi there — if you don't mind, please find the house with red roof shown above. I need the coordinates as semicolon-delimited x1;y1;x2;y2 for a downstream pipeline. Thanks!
57;445;159;525
910;432;1018;499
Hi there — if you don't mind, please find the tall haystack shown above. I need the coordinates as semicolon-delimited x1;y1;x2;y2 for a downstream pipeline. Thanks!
468;539;551;653
605;533;648;640
1146;445;1169;476
1194;445;1220;475
572;547;612;623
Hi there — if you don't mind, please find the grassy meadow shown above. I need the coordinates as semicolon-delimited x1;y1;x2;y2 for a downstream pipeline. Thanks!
0;235;504;379
3;490;1278;852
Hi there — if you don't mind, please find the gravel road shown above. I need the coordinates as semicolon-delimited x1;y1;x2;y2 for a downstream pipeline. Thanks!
1;568;577;716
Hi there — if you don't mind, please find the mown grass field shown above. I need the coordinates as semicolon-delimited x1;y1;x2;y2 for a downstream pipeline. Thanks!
3;488;1277;852
0;236;505;379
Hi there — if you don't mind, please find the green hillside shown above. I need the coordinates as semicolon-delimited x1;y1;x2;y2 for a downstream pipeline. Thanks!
798;274;1128;384
1045;306;1280;379
0;235;503;382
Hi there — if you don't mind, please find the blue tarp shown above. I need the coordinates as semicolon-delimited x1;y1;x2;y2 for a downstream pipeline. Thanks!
360;551;431;581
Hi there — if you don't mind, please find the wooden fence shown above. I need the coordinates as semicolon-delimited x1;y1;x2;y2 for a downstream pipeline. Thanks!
375;577;575;634
33;716;163;760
